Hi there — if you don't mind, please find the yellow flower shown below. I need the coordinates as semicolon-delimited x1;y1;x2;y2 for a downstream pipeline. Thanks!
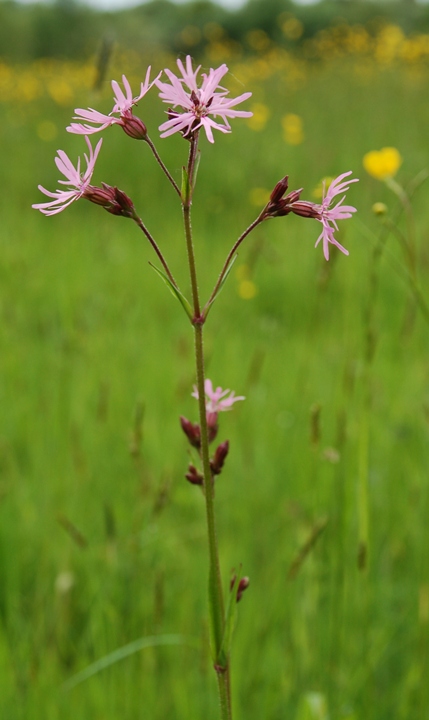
282;113;304;145
363;147;402;180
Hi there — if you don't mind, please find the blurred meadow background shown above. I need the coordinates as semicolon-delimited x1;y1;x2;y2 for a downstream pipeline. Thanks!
1;0;429;717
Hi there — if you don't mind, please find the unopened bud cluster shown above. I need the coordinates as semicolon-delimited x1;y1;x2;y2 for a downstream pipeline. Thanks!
84;183;136;218
264;176;321;222
180;414;230;486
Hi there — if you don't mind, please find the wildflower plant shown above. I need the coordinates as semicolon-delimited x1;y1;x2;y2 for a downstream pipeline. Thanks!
33;55;358;719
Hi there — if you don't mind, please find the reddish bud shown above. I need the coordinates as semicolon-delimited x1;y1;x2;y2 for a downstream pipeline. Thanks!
119;111;147;140
236;576;250;602
180;416;201;449
270;176;289;204
263;176;305;218
210;440;229;475
230;573;250;602
289;200;321;219
206;412;219;444
185;464;203;486
84;183;136;218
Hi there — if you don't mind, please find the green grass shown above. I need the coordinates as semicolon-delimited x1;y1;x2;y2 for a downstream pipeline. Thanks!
1;56;429;719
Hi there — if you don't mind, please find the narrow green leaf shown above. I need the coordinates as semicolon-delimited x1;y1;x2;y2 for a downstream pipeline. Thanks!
192;150;201;189
149;263;193;319
63;634;198;690
217;573;240;669
205;254;238;318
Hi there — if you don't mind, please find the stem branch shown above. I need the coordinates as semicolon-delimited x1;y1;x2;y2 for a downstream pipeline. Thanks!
133;215;178;288
145;135;181;197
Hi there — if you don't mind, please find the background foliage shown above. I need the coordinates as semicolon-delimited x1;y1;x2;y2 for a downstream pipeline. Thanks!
2;0;429;62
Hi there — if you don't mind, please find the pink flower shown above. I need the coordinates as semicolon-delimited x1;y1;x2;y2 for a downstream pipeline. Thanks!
315;172;358;260
66;67;159;138
287;172;358;260
32;136;102;216
155;56;252;143
192;379;245;413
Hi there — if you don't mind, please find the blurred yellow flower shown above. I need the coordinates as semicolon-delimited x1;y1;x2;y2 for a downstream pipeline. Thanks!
236;265;258;299
249;187;270;207
282;113;304;145
47;78;74;106
246;102;270;131
363;147;402;180
372;202;388;216
279;14;304;41
238;280;258;300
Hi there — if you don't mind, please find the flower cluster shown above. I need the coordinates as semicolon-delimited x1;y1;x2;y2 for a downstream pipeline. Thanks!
33;55;358;259
155;56;253;144
265;172;358;260
181;380;244;486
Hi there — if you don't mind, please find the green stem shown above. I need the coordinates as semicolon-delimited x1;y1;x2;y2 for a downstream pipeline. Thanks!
204;213;265;315
182;133;232;720
133;214;178;288
144;135;181;197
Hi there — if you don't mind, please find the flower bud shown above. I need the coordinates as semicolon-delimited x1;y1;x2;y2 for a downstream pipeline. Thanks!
84;183;136;218
270;176;289;204
206;412;219;444
230;573;250;602
289;200;320;219
236;576;250;602
264;181;304;218
185;464;203;485
210;440;229;475
119;111;147;140
180;416;201;449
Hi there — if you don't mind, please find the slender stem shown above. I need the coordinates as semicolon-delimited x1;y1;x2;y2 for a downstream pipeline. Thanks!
183;135;202;319
386;177;417;278
182;132;232;720
204;213;265;314
133;215;178;288
144;135;181;197
384;218;429;327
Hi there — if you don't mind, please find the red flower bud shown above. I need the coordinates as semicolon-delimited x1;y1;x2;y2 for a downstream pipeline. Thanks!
180;416;201;449
84;183;136;218
270;176;289;204
210;440;229;475
119;110;148;140
206;412;219;444
236;576;250;602
230;573;250;602
185;464;203;485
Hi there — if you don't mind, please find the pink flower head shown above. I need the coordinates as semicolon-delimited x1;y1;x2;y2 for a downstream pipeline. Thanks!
155;55;252;143
287;171;358;260
315;172;359;260
32;136;102;216
67;67;159;138
192;379;245;413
